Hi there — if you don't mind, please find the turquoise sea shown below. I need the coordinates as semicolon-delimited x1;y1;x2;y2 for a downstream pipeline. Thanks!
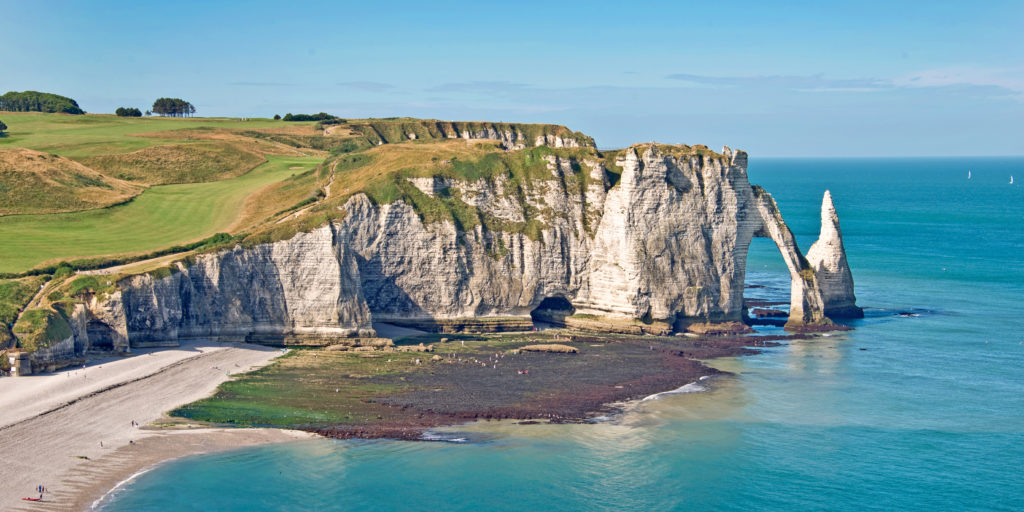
98;157;1024;511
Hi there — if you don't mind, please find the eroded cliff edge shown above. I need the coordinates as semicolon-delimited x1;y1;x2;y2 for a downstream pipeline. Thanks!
22;133;861;362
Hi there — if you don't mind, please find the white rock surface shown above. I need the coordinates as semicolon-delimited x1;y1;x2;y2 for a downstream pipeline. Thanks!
78;144;857;347
806;191;863;318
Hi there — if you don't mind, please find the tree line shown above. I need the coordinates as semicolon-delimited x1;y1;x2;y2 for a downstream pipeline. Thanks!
115;107;142;117
281;112;338;122
151;97;196;117
0;91;85;114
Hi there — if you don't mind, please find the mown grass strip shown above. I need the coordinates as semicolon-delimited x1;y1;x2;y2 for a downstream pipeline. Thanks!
0;155;321;273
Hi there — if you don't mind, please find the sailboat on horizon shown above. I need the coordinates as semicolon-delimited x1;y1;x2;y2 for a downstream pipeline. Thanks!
968;170;972;179
1011;175;1015;185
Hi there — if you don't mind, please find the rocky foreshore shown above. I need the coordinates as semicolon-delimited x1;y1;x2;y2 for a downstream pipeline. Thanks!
172;329;817;441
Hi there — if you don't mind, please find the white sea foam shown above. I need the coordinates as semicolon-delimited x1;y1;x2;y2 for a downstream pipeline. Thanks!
90;464;158;510
420;431;469;443
640;376;711;402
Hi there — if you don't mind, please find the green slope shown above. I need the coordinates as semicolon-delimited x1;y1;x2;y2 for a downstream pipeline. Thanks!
0;155;320;273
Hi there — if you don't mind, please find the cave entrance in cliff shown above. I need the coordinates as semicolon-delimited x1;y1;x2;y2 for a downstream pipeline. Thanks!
530;297;574;329
744;237;791;327
87;320;117;351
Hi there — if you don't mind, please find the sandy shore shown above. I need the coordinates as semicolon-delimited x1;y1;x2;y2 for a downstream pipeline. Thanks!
0;342;312;511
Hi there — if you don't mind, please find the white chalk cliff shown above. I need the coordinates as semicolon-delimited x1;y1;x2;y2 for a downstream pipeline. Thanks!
67;140;860;348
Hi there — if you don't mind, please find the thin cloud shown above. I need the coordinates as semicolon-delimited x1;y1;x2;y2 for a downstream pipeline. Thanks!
426;81;533;94
894;67;1024;98
667;69;1024;100
228;81;295;87
337;81;395;91
666;73;888;92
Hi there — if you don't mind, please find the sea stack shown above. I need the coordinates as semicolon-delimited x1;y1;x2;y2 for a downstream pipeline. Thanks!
806;190;864;318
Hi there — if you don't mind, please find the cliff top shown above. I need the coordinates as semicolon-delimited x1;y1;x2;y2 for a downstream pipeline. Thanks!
0;113;743;350
0;113;743;277
625;142;728;160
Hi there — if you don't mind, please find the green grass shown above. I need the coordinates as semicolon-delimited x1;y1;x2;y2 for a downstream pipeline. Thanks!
172;350;424;427
11;307;72;352
170;331;632;429
0;112;306;158
79;141;266;184
0;154;321;273
0;275;47;345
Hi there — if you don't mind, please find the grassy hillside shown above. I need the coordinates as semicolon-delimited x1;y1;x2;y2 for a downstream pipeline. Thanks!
0;275;47;346
78;141;266;185
0;154;321;273
0;148;141;215
0;113;628;275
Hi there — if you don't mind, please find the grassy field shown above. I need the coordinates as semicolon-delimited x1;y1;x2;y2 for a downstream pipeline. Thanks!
0;154;321;273
0;112;300;158
0;113;616;274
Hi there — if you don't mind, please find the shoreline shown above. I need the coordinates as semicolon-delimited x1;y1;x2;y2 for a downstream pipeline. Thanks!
79;427;313;512
2;328;816;510
86;373;727;511
0;341;288;511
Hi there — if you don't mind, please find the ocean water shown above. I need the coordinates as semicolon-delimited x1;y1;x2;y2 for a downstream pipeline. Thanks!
98;157;1024;512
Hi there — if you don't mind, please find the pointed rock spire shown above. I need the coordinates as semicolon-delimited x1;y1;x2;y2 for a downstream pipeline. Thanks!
806;190;863;318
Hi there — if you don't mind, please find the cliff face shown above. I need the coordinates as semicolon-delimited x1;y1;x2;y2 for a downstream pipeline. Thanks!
117;227;373;346
71;142;858;348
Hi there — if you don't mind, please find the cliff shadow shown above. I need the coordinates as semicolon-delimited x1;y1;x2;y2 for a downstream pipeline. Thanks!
86;320;118;351
530;296;575;329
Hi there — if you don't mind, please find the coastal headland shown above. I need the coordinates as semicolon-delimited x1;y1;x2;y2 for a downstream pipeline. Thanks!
0;112;862;509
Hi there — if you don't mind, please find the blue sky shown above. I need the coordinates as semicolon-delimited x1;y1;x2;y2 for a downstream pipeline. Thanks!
2;0;1022;156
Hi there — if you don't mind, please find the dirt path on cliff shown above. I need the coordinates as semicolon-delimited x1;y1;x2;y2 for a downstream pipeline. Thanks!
0;342;300;511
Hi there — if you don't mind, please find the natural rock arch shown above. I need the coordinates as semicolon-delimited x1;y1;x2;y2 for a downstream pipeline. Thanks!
741;188;862;328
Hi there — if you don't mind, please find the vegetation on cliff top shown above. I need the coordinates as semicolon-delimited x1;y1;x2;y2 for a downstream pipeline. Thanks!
0;113;599;275
0;111;744;355
11;306;73;353
0;276;47;346
0;113;728;276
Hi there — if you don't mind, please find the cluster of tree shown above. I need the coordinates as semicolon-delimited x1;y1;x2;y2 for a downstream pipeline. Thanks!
0;119;7;136
151;97;196;117
281;112;338;122
0;91;85;114
114;107;142;117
